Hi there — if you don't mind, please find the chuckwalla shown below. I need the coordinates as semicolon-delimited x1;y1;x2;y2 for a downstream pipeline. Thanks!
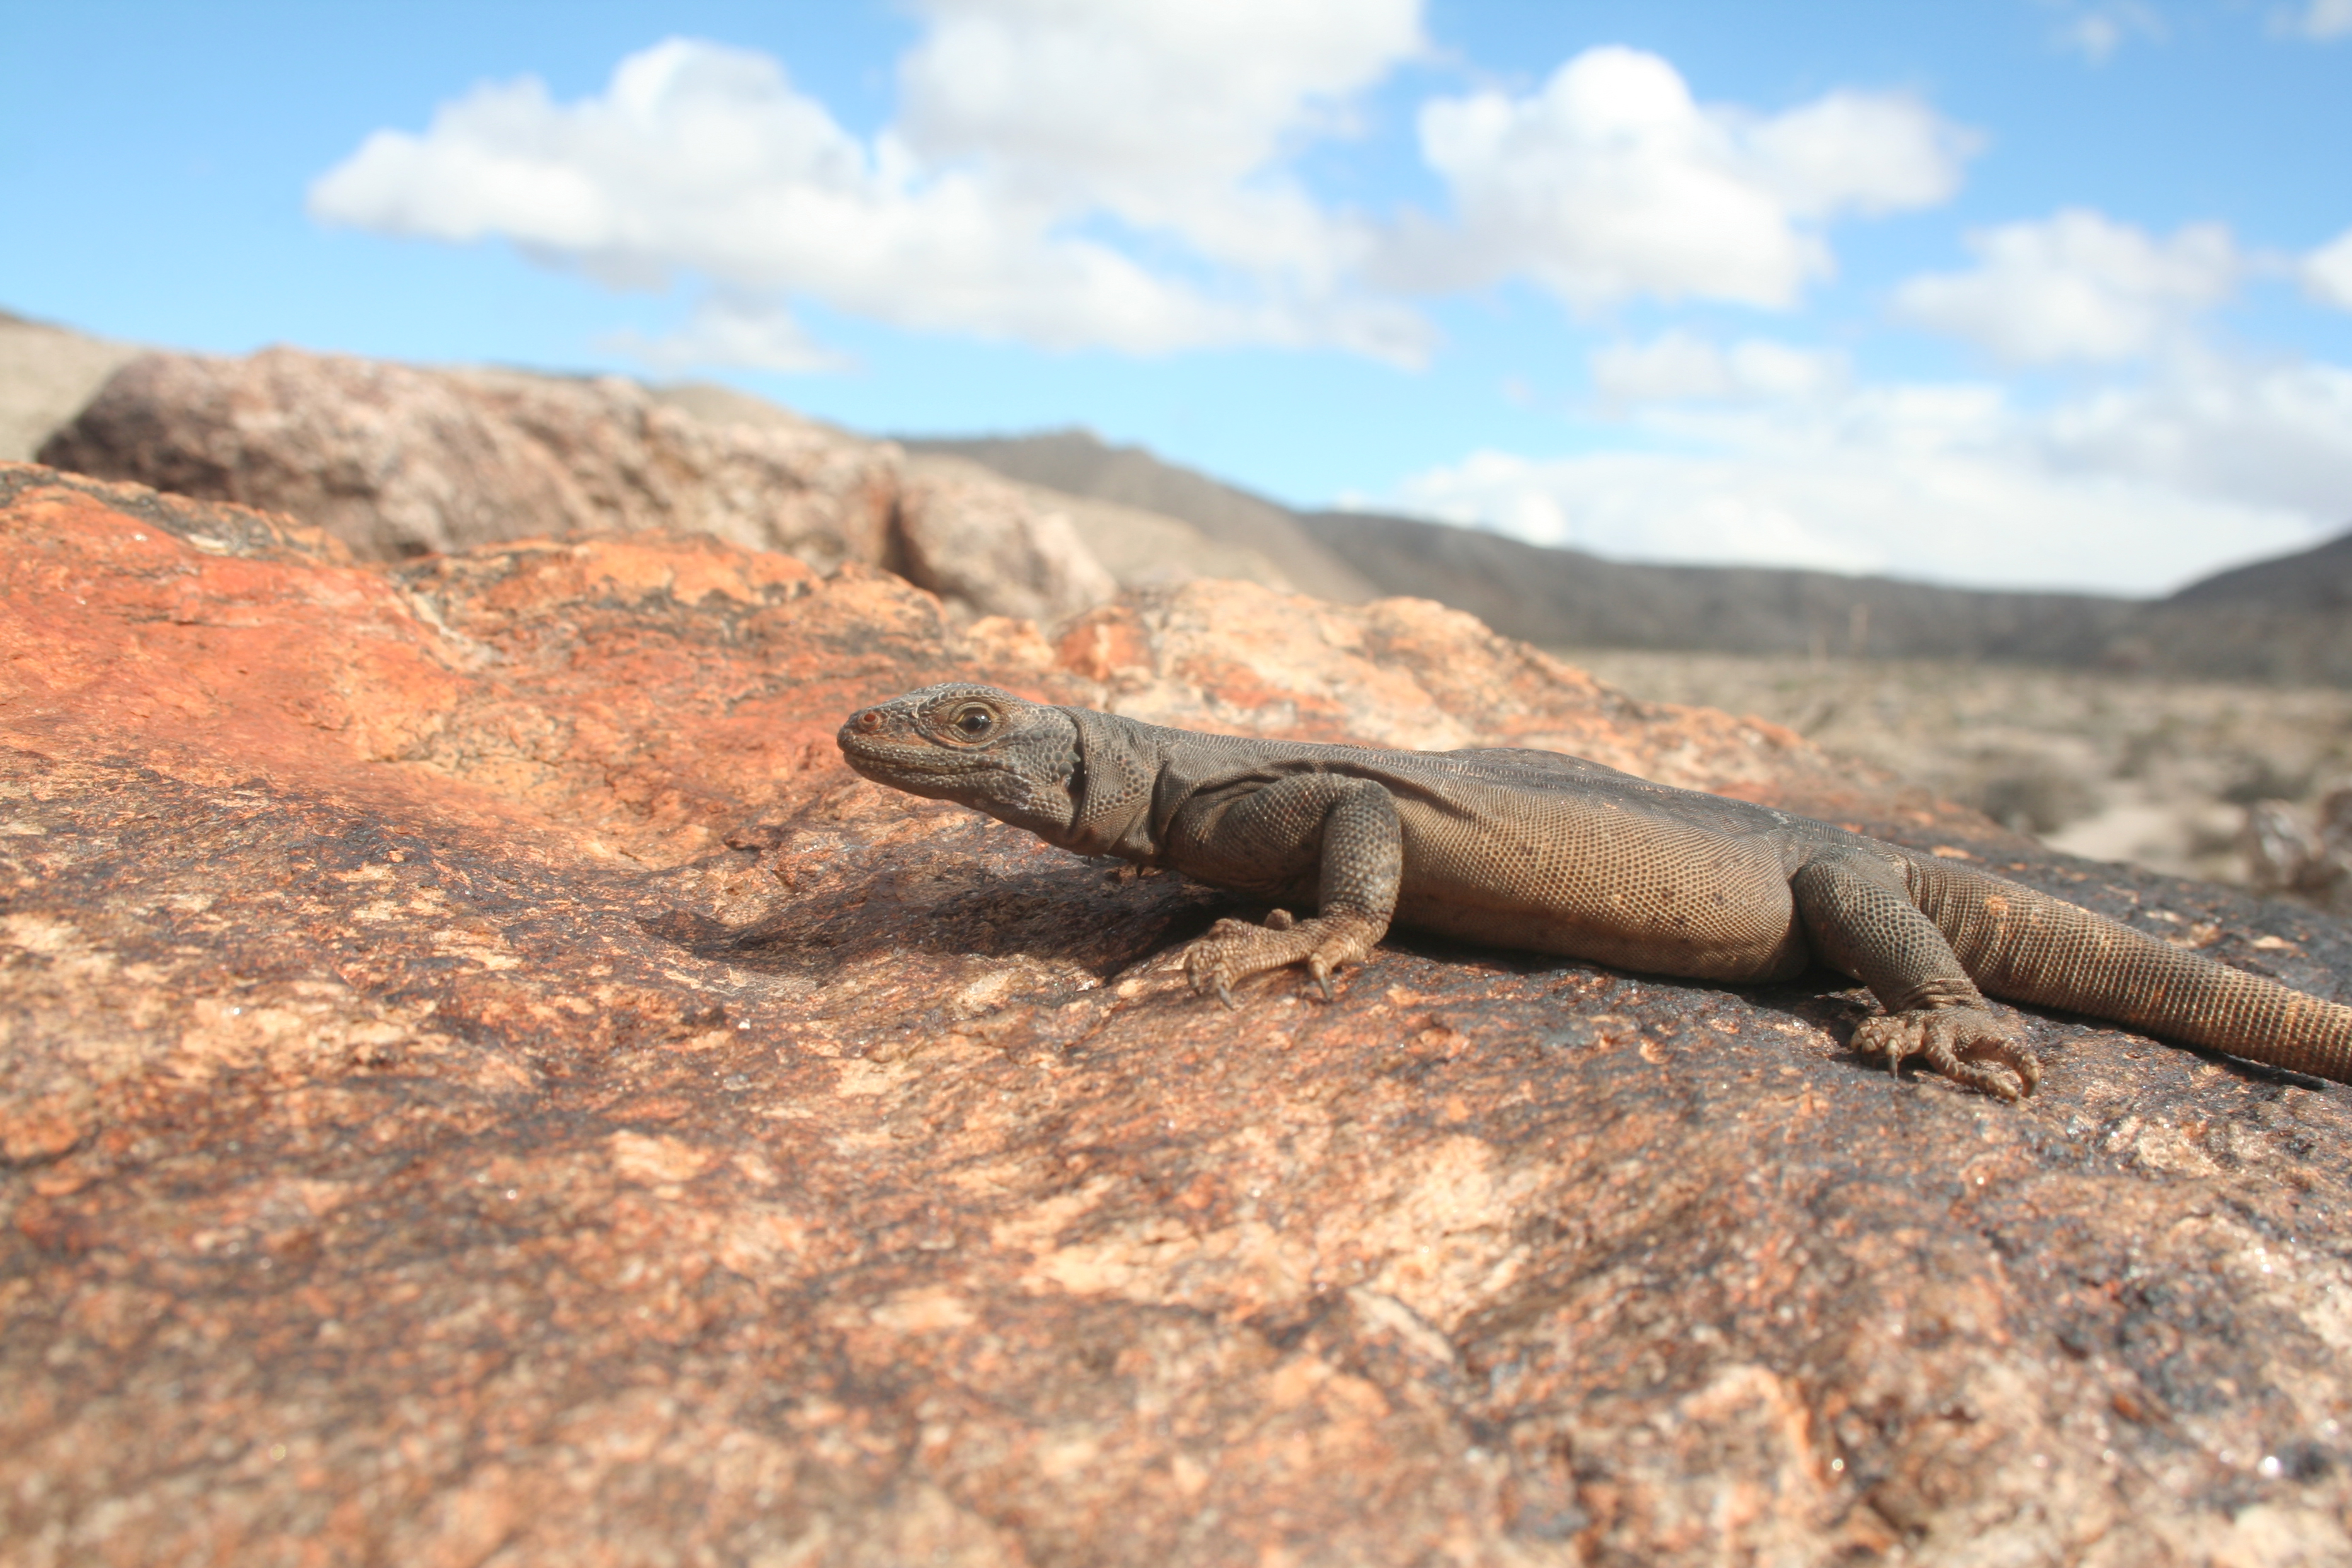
839;683;2352;1100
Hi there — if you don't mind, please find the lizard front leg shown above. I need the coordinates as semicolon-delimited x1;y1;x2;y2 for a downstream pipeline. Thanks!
1790;846;2044;1100
1170;776;1402;1004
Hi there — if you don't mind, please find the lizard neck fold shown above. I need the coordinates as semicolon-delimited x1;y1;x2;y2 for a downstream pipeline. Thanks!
1059;707;1167;862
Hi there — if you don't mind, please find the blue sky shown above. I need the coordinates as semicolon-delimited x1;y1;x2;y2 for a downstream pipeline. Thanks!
4;0;2350;594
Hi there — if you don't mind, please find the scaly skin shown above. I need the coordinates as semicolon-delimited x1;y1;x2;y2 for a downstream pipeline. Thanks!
838;683;2352;1100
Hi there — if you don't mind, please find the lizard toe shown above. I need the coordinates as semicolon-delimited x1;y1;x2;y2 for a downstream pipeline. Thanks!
1918;1024;2027;1104
1851;1013;1926;1070
1177;911;1383;1008
1183;960;1241;1008
1184;949;1239;1005
2015;1049;2044;1094
1856;1006;2039;1100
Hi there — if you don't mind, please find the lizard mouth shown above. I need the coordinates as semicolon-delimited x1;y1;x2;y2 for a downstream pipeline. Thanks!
838;743;1014;783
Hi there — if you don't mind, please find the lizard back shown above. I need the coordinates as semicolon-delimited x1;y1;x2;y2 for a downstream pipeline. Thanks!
1150;734;1823;983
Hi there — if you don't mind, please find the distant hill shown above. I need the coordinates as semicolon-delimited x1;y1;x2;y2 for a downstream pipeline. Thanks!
2168;529;2352;613
1290;509;2144;664
905;426;2352;685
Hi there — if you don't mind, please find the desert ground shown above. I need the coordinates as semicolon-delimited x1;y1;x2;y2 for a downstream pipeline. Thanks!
1570;647;2352;889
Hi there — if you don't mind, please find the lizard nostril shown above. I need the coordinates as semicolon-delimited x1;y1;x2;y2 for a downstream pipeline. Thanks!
855;710;884;732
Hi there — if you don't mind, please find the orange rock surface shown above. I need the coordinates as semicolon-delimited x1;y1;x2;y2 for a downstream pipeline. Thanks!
8;460;2352;1565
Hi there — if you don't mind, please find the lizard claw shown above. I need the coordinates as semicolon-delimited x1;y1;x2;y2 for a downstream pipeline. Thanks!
1178;910;1383;1011
1853;1005;2042;1101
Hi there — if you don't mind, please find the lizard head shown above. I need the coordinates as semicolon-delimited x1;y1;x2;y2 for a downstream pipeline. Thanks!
838;683;1084;841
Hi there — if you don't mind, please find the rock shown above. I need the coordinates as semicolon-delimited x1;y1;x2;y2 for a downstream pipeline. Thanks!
9;459;2352;1564
644;377;857;439
901;427;1378;605
894;459;1121;625
34;347;1305;628
2246;790;2352;913
39;347;903;571
560;383;1299;596
0;310;143;463
906;450;1299;598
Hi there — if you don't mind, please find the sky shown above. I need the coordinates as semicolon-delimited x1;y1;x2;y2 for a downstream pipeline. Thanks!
4;0;2350;596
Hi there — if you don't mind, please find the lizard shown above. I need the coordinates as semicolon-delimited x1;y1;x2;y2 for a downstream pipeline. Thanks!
836;682;2352;1100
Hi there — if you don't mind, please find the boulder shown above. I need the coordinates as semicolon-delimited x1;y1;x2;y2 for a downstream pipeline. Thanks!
901;427;1378;605
39;347;902;572
0;311;145;465
8;460;2352;1564
893;459;1121;626
34;347;1295;628
638;385;1301;596
905;450;1299;599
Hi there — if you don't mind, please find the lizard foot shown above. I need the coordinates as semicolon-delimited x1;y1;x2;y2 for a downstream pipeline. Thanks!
1182;910;1384;1006
1852;1005;2043;1101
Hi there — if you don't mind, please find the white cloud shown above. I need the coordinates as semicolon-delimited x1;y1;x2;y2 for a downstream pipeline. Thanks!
2048;2;2167;63
311;14;1431;366
2305;226;2352;308
2035;353;2352;516
312;42;866;281
312;17;1981;364
2277;0;2352;40
897;0;1419;280
1745;90;1978;218
1387;355;2352;595
1589;331;1848;406
1396;47;1974;309
1893;209;2240;364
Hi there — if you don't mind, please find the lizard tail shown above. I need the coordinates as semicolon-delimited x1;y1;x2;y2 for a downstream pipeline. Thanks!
1909;857;2352;1083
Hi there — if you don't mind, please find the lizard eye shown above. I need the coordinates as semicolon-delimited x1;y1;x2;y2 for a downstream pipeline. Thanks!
950;704;997;738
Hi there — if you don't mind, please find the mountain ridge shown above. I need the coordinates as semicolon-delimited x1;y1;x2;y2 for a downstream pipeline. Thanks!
903;425;2352;684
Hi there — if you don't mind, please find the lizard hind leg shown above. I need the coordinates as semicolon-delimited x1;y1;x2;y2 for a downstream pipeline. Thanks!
1182;909;1385;1006
1791;848;2045;1101
1852;1003;2043;1102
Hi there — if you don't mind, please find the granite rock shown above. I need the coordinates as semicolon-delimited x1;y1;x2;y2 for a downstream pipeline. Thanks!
37;348;1159;624
8;461;2352;1565
893;460;1121;626
0;311;143;465
38;348;901;572
903;450;1299;601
